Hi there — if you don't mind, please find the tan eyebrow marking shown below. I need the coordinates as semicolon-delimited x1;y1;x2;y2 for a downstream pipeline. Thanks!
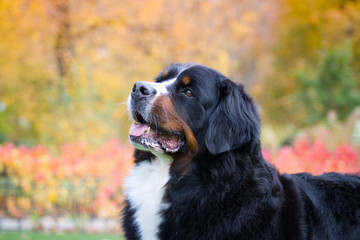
162;71;169;77
182;76;191;85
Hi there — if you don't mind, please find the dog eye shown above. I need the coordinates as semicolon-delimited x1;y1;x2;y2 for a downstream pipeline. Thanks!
184;89;193;97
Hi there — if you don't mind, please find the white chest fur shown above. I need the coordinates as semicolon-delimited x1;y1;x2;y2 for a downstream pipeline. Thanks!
124;158;171;240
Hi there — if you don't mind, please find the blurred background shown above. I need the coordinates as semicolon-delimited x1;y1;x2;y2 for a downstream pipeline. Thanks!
0;0;360;238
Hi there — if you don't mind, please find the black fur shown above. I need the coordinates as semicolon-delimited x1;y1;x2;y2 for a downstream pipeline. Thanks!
122;200;141;240
123;63;360;239
205;79;260;154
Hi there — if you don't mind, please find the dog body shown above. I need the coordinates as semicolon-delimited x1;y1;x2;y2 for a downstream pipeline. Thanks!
123;63;360;240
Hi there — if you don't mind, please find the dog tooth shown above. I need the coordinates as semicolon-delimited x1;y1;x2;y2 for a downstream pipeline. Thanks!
146;127;151;134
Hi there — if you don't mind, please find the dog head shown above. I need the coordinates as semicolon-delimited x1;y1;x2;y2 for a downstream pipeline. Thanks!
128;63;260;167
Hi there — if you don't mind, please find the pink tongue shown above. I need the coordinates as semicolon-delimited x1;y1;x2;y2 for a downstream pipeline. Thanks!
129;122;150;136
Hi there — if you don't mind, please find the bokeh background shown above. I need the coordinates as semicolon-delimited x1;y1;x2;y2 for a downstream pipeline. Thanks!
1;0;360;238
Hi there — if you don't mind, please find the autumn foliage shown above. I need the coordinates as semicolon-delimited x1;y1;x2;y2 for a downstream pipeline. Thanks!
266;138;360;175
1;135;359;219
0;139;133;218
0;0;278;147
265;109;360;174
0;0;360;224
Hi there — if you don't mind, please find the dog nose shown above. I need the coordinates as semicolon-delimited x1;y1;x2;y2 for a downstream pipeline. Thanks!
132;82;157;98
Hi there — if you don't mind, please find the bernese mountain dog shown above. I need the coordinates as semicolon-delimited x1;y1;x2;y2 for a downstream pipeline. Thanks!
122;63;360;240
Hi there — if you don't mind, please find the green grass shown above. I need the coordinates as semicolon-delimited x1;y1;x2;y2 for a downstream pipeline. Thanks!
0;231;124;240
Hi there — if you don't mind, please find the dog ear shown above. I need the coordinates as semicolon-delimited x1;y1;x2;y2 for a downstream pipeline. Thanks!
205;79;260;155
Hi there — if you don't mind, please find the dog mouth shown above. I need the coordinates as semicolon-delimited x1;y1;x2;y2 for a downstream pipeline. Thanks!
129;111;185;153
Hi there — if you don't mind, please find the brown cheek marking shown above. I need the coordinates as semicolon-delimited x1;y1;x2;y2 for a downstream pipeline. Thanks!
182;76;191;85
151;95;198;179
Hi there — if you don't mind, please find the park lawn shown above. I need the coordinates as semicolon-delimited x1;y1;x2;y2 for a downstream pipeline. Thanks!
0;231;124;240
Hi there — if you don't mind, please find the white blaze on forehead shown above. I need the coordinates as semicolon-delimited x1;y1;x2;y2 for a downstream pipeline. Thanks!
150;63;196;95
145;79;176;118
128;64;194;120
148;78;176;97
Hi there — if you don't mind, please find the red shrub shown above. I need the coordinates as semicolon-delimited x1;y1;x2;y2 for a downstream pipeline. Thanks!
0;140;133;218
268;137;360;175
